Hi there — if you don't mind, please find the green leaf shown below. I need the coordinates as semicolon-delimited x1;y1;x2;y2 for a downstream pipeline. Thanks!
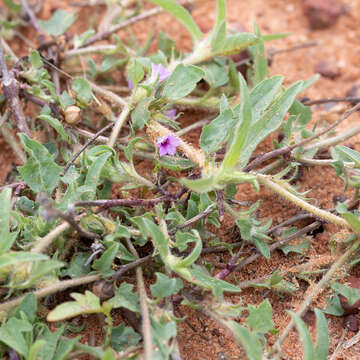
53;337;80;360
151;319;177;359
159;156;195;171
0;188;17;254
314;309;329;360
84;151;112;200
324;294;344;316
289;99;312;126
222;73;252;169
228;321;263;360
246;299;274;334
92;243;119;275
110;324;141;352
59;91;75;110
182;265;240;298
73;29;96;48
334;145;360;167
30;50;43;68
47;291;102;321
215;0;226;33
163;64;204;101
253;236;270;259
36;326;64;360
108;282;139;313
250;75;283;120
127;59;145;87
180;175;216;193
150;273;184;299
142;218;169;260
200;106;235;154
332;282;360;306
39;9;76;36
38;114;70;143
238;80;304;168
202;61;229;88
0;252;48;271
13;293;37;323
62;252;91;278
213;32;258;56
100;57;127;73
72;77;94;105
18;134;63;194
251;23;267;84
0;318;32;356
148;0;203;42
289;311;314;360
131;98;150;130
281;240;310;255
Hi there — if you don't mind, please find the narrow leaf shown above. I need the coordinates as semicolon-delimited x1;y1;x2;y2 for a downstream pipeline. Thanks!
148;0;203;42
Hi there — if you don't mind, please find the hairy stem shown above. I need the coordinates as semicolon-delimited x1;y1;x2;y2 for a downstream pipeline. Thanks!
0;274;102;313
256;174;349;227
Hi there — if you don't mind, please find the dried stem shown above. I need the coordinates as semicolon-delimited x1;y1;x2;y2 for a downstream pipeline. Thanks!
108;102;131;147
83;7;163;47
74;195;172;209
0;40;31;135
0;274;102;313
125;239;153;360
62;123;114;175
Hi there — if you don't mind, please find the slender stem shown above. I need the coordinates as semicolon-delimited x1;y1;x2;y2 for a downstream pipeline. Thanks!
126;239;153;360
62;123;114;175
303;124;360;152
303;97;360;106
271;238;360;356
65;44;118;58
0;40;31;135
0;274;102;313
257;174;349;227
31;222;71;254
74;195;171;209
295;157;354;168
175;118;210;137
83;7;163;47
89;81;127;107
108;102;131;147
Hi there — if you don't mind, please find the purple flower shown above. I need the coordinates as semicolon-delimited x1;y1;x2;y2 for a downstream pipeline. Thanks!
127;79;134;91
149;63;171;84
156;134;180;156
163;109;177;119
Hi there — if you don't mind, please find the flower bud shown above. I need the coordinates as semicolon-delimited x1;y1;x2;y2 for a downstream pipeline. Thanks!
65;105;81;124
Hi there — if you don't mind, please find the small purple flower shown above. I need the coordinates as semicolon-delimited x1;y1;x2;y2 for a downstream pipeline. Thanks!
149;63;171;84
156;134;180;156
127;79;134;91
163;109;177;119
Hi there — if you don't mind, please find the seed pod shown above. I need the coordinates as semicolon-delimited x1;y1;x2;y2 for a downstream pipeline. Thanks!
65;105;81;124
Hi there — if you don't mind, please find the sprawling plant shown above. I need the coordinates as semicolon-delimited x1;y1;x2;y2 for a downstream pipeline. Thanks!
1;0;360;359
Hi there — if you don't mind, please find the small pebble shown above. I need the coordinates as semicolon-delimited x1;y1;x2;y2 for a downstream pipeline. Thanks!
316;60;341;79
303;0;343;29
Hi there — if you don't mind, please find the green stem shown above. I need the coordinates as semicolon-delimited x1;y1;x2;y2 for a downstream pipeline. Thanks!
256;174;349;228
